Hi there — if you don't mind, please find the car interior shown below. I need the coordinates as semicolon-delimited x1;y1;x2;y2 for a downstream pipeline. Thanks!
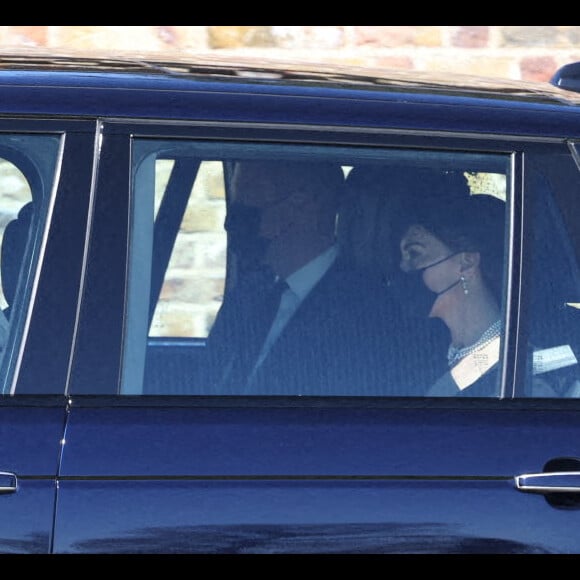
140;150;515;397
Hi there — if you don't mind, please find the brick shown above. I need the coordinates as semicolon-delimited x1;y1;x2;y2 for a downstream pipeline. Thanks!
500;26;567;48
353;26;442;48
159;275;222;304
414;27;443;47
567;28;580;45
208;26;273;49
301;27;344;49
51;26;168;52
150;304;196;337
193;162;225;201
451;27;489;48
2;26;49;47
372;56;415;70
169;233;226;271
269;26;344;50
421;54;513;79
156;26;207;52
342;55;415;71
181;205;224;233
520;56;558;82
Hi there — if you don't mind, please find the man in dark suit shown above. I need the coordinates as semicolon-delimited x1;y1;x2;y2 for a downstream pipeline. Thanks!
206;159;416;396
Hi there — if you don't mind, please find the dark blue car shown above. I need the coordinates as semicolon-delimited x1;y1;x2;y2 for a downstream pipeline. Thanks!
1;52;580;554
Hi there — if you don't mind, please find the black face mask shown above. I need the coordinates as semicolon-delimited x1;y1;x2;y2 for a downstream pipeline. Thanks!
395;252;462;319
225;202;271;271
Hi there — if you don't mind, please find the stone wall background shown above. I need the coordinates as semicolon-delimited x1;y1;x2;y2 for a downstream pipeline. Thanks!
0;26;579;82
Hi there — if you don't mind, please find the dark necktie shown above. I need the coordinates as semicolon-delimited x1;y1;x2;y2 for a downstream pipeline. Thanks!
226;274;288;388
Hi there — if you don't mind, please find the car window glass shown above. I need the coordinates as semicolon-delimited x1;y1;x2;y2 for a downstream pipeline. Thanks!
520;151;580;398
123;140;511;397
0;134;60;395
149;159;226;339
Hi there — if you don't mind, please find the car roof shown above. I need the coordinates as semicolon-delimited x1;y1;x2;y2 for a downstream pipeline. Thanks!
1;50;580;138
1;50;579;102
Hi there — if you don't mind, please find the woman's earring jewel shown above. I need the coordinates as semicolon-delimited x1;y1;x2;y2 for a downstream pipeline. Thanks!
460;275;469;295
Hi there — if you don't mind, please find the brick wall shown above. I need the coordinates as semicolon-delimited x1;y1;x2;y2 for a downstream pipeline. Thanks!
0;26;579;82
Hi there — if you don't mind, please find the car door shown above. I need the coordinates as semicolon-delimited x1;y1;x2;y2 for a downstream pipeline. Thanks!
0;121;95;553
55;120;580;554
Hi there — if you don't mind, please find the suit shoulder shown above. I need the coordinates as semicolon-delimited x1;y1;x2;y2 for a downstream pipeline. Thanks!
327;263;388;293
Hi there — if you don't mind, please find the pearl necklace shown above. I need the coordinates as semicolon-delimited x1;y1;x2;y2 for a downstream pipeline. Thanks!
447;319;502;367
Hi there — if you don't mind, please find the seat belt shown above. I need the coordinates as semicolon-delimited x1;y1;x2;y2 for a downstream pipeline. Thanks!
428;335;501;396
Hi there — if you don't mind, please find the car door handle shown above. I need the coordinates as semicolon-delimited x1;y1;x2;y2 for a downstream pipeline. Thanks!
0;472;17;494
514;471;580;493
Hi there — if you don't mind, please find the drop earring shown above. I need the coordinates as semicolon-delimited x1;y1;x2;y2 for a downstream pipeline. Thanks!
460;275;469;295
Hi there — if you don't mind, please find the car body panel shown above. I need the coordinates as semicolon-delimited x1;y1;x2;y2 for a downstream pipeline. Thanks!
0;400;67;553
51;400;580;553
55;479;563;554
59;402;580;477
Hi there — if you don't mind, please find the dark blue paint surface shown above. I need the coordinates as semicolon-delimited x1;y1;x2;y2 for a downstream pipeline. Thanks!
60;404;580;477
0;403;66;553
50;402;580;553
1;70;580;138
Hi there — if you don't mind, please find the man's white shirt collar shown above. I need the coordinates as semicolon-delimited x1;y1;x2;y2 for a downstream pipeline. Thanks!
285;244;338;302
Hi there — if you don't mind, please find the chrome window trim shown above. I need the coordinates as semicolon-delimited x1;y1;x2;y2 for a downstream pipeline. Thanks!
569;140;580;170
63;121;102;396
101;117;571;144
4;132;65;396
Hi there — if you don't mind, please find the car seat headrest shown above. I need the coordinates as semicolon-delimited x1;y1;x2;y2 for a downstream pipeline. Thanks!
1;202;34;316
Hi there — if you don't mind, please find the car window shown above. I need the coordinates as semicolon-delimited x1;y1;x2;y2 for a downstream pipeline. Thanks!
149;159;227;339
517;149;580;398
0;134;60;395
120;139;518;397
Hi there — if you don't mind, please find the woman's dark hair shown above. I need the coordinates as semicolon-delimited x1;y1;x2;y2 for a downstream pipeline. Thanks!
397;176;506;301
